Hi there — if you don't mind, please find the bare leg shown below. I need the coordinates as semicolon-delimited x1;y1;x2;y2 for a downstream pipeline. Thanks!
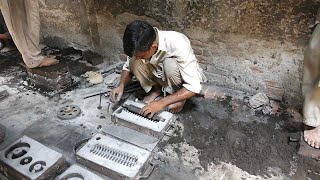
143;85;162;103
302;21;320;148
304;126;320;148
168;100;186;113
0;0;50;68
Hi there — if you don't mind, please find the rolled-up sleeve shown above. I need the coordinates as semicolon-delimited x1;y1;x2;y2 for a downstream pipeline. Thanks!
178;57;203;94
173;35;205;94
122;56;131;72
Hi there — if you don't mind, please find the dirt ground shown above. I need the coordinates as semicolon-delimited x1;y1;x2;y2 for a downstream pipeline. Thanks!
1;49;320;180
150;97;320;179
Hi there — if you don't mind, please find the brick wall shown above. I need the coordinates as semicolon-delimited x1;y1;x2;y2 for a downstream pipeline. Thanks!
188;34;303;105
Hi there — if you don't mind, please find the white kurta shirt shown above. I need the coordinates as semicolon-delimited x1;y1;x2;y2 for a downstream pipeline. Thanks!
123;28;206;94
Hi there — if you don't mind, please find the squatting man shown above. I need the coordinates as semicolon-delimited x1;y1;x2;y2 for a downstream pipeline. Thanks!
110;20;206;118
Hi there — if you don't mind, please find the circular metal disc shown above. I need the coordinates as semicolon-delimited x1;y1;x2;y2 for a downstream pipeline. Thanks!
57;105;81;120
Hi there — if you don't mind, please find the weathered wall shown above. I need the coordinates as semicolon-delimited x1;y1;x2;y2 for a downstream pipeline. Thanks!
39;0;320;105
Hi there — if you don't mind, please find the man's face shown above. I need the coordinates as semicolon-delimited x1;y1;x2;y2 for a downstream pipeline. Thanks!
135;43;158;61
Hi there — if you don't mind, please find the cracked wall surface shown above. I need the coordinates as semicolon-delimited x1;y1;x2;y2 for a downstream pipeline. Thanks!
39;0;320;105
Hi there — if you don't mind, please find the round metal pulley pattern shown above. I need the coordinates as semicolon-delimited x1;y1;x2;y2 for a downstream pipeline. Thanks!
57;105;81;120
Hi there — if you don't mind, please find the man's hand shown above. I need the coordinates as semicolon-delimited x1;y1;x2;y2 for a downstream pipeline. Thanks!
110;70;133;103
110;85;124;102
140;87;196;116
140;100;166;119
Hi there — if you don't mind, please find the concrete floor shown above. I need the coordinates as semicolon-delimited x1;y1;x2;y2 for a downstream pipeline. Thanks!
0;51;320;180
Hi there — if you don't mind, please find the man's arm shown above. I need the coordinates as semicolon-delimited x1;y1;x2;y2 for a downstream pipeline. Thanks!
118;70;133;88
140;87;196;118
110;70;133;102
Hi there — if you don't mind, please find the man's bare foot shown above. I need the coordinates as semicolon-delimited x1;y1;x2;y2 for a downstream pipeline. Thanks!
168;100;186;113
304;125;320;148
143;86;162;103
38;56;59;67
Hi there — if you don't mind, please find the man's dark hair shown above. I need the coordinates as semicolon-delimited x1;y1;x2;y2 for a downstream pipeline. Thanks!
123;20;156;57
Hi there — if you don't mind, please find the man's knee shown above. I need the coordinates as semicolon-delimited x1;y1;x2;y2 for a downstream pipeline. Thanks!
163;58;180;79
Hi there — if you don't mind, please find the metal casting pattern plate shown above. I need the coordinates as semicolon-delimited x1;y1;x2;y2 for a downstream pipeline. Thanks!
112;100;176;138
76;133;153;179
57;105;81;120
0;136;65;180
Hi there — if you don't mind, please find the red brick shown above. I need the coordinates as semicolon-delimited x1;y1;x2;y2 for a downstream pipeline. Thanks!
270;100;282;116
196;55;209;64
191;39;208;48
201;86;227;100
266;86;285;99
192;46;203;55
264;80;282;88
203;49;211;57
249;65;263;74
191;40;203;47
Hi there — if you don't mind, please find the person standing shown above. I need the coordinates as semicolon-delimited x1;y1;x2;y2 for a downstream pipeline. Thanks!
0;11;15;51
302;8;320;148
0;0;58;68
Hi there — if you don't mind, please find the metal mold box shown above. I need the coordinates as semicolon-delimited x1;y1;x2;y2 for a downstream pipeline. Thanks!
76;133;153;180
0;136;66;180
112;100;177;139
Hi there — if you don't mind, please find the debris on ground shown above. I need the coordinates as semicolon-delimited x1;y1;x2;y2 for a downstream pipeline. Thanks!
0;89;9;101
262;104;273;115
83;71;104;85
115;63;124;74
248;92;283;115
249;92;270;109
82;50;103;66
